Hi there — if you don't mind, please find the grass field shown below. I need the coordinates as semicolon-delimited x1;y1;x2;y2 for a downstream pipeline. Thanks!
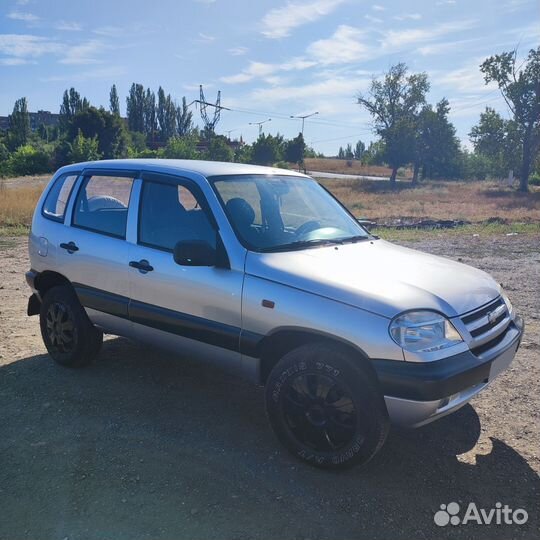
1;175;539;238
304;158;395;177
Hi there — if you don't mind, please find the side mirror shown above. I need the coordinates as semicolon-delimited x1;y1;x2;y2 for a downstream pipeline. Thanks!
173;240;216;266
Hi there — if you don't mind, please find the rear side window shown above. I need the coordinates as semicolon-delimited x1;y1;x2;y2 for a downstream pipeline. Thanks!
42;174;78;222
73;175;134;238
138;180;216;251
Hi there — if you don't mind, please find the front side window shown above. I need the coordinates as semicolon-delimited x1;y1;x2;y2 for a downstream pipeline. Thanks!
73;175;134;238
138;180;216;251
42;173;78;222
211;175;369;252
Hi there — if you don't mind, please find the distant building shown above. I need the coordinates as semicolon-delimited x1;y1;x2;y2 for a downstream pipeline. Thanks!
0;110;60;132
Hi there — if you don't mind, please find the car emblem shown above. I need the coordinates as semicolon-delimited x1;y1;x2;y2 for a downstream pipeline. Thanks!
487;310;497;324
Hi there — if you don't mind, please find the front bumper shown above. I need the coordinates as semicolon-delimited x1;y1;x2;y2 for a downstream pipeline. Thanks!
372;316;524;427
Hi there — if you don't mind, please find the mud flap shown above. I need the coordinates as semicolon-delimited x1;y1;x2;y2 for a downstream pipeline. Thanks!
27;294;41;316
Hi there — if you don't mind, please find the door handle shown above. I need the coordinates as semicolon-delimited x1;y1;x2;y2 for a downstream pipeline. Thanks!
129;259;154;273
59;241;79;253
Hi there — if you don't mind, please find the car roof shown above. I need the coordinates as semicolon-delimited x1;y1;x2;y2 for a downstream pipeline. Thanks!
56;159;311;179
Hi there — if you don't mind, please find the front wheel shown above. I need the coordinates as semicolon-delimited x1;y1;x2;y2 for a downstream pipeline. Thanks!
265;343;389;469
39;285;103;368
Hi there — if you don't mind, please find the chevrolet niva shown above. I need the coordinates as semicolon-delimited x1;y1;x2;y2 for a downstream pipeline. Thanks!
26;160;524;468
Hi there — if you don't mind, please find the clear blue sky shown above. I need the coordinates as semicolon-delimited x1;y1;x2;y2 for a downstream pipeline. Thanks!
1;0;538;154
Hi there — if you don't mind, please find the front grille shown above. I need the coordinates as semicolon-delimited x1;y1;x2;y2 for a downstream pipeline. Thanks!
461;296;511;356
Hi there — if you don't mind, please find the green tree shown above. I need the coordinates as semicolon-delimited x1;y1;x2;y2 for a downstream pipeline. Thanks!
109;84;120;116
469;107;521;178
157;87;177;141
126;83;146;133
415;99;460;181
69;106;129;159
344;143;354;160
354;140;365;161
205;136;234;162
159;136;199;159
143;88;157;139
68;129;102;163
59;88;89;131
284;132;305;166
480;46;540;191
8;97;30;149
357;63;429;183
337;146;345;159
176;97;194;137
251;133;284;165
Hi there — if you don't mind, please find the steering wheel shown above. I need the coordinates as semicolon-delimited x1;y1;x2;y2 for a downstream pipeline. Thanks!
295;220;322;239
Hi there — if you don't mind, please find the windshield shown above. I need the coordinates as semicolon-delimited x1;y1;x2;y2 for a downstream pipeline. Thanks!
210;175;369;252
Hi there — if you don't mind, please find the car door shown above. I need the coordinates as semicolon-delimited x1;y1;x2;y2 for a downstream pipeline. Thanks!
127;172;247;375
57;168;138;335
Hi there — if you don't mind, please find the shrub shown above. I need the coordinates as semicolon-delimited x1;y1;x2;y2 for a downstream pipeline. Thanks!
68;129;101;163
8;144;53;175
529;173;540;186
159;136;199;159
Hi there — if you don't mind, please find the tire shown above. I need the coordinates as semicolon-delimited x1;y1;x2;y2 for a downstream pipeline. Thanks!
265;343;389;469
39;285;103;368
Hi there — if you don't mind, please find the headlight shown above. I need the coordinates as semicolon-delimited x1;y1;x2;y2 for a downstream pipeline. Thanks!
389;310;463;353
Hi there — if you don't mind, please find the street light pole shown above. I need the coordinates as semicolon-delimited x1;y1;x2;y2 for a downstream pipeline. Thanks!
249;118;272;136
290;111;319;136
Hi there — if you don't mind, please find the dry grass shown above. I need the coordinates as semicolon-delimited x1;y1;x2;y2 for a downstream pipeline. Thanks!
0;180;44;230
1;176;540;237
304;158;395;177
321;179;540;223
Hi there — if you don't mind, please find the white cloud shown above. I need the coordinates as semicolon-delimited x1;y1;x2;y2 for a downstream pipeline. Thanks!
308;25;371;64
393;13;422;21
7;11;39;22
381;19;477;49
41;65;127;83
417;37;481;56
364;14;382;23
0;34;61;58
248;76;371;104
60;40;106;65
196;32;215;43
55;21;83;32
436;58;496;94
221;57;316;84
0;57;31;65
92;26;123;36
372;4;385;10
228;46;248;56
261;0;347;39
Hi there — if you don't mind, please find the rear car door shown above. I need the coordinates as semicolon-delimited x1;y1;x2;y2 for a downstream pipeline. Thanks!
57;169;137;332
127;172;246;374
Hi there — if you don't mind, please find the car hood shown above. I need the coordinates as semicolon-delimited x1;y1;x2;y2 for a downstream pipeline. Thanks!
245;239;500;319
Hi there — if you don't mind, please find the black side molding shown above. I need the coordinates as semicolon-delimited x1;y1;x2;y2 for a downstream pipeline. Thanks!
73;283;130;319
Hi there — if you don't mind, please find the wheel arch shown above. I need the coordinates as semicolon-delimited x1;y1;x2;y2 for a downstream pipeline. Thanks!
257;327;378;385
35;270;73;298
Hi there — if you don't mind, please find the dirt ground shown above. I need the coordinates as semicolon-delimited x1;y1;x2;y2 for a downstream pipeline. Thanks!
0;234;538;540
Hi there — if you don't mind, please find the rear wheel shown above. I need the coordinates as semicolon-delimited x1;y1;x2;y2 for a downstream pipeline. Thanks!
39;285;103;368
265;343;389;469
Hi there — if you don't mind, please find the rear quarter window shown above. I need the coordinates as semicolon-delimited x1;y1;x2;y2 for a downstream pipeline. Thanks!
42;173;78;222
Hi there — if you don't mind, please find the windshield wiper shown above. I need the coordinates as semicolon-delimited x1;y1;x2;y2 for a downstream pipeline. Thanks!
261;238;339;253
260;235;369;253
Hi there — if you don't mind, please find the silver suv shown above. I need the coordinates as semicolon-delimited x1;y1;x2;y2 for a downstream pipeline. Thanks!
26;159;524;469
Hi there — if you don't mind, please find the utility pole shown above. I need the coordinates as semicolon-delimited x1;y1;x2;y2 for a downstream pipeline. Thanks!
290;111;319;135
249;118;271;136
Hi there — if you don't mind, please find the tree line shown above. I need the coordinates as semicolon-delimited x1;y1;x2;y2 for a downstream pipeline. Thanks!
1;45;538;190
